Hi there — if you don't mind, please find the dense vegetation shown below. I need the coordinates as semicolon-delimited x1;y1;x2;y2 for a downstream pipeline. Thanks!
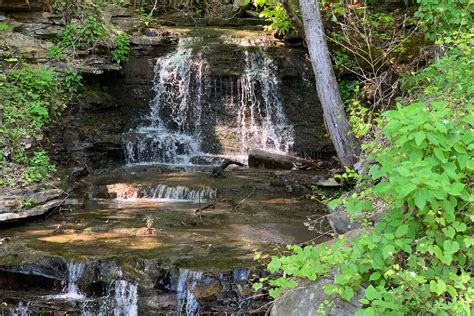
252;1;473;314
0;0;130;187
0;0;472;313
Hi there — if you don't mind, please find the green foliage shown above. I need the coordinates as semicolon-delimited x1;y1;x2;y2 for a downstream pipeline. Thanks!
21;150;56;184
57;17;106;52
402;30;474;108
251;0;293;35
257;35;473;314
112;33;131;64
0;23;10;31
0;65;72;186
415;0;473;40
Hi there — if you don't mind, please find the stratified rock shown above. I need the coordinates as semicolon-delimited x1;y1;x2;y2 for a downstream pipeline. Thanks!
129;36;167;46
0;0;42;12
27;189;64;205
248;149;314;170
0;199;64;222
271;278;363;316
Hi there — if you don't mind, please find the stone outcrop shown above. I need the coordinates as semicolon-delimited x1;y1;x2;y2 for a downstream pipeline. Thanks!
271;278;363;316
0;186;65;223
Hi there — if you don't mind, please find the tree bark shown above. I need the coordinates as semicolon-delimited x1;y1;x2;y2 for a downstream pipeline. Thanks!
299;0;360;166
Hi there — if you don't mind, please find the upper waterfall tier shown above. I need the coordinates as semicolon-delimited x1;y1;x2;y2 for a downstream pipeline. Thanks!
124;36;294;166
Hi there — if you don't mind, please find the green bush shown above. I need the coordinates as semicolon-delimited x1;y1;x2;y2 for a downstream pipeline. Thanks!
256;35;473;315
111;33;131;64
0;65;75;186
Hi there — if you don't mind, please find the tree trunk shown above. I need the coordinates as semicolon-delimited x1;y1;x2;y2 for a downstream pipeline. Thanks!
298;0;360;167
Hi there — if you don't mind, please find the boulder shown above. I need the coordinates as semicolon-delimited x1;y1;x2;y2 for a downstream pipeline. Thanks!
248;149;314;170
271;278;363;316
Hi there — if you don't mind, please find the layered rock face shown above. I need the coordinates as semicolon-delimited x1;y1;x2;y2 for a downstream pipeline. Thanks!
47;29;333;170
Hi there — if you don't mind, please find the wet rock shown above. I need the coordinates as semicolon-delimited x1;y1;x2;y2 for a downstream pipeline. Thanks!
0;16;7;22
72;166;89;178
271;278;363;316
248;149;314;170
27;189;64;205
0;199;64;222
315;177;343;187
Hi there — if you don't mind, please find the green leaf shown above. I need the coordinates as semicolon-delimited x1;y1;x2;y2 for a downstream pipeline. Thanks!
252;282;263;291
443;240;460;254
395;224;409;237
267;258;282;272
369;272;382;281
341;286;355;301
429;279;446;296
365;285;381;300
382;245;395;259
414;131;425;146
433;147;446;162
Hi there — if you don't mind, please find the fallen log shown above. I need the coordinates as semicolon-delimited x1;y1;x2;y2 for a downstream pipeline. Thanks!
248;149;318;170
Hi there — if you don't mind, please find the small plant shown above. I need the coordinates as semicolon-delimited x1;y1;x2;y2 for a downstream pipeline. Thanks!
0;23;10;31
334;166;359;187
111;33;130;64
63;70;83;94
47;44;64;59
22;199;33;208
144;215;155;234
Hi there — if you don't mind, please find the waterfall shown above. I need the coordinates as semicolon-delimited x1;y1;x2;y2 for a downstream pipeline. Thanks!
80;280;138;316
124;36;294;166
107;183;217;202
113;280;138;316
10;302;30;316
66;262;85;299
177;270;203;316
236;50;294;154
125;38;206;166
47;262;85;300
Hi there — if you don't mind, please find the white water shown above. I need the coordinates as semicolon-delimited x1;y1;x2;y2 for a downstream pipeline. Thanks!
177;270;203;316
235;50;294;154
9;302;30;316
125;38;206;165
125;36;294;166
80;279;138;316
47;262;86;300
113;280;138;316
107;183;217;202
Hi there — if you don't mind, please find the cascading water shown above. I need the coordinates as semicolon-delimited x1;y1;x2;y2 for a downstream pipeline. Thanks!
113;280;138;316
47;262;86;300
177;270;203;316
125;38;206;165
124;36;294;166
236;50;294;154
107;183;217;202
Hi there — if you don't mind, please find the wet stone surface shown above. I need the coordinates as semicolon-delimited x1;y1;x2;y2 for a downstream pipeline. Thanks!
0;166;330;314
